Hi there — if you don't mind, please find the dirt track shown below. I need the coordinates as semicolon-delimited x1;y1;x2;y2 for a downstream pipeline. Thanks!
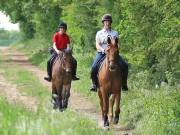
0;47;132;135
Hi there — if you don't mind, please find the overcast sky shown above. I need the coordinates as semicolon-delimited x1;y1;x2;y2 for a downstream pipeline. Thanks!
0;11;19;31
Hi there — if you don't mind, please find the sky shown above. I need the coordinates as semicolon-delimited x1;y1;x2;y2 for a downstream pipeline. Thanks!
0;11;19;31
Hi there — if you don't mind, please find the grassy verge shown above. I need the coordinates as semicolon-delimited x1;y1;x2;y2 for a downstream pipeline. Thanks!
0;96;113;135
0;48;113;135
12;39;180;134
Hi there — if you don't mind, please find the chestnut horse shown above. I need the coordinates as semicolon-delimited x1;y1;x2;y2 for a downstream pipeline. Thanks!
98;37;122;129
51;49;73;111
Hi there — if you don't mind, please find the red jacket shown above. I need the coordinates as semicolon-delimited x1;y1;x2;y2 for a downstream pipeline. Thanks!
52;32;70;50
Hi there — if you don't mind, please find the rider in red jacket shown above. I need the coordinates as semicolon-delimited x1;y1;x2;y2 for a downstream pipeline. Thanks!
44;22;79;82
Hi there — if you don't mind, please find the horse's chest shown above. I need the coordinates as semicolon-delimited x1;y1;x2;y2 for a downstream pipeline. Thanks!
99;71;121;89
63;75;72;84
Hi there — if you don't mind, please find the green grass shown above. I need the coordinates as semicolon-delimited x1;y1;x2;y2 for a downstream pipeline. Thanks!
12;39;180;135
0;54;49;102
120;86;179;135
0;48;113;135
0;96;113;135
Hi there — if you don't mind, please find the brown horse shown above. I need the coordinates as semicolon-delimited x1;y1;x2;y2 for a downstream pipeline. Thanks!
98;37;122;129
51;49;73;111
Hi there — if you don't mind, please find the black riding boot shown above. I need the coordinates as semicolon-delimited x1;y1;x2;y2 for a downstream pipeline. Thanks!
44;60;52;82
90;69;98;92
122;62;128;91
118;55;128;91
72;57;79;81
90;79;97;92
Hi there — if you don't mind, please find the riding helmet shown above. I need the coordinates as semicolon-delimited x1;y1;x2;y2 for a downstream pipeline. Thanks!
102;14;112;23
58;22;67;30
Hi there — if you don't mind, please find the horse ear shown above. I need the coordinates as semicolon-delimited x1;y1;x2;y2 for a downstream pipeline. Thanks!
115;37;118;44
113;37;118;48
107;36;111;44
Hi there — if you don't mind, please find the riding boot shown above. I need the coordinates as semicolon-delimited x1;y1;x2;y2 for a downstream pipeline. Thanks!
90;80;97;92
122;63;128;91
90;70;98;92
90;52;105;92
44;60;52;82
72;57;79;81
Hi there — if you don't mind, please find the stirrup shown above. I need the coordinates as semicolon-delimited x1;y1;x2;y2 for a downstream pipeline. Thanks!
72;76;80;81
122;85;128;91
90;85;97;92
44;76;51;82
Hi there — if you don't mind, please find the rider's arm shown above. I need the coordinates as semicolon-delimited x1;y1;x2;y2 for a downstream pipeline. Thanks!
96;40;105;52
66;35;71;49
53;42;60;53
67;44;70;49
114;32;120;51
96;31;105;53
52;33;60;53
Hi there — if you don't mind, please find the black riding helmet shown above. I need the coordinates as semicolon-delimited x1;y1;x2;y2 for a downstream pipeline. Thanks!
58;22;67;30
102;14;112;23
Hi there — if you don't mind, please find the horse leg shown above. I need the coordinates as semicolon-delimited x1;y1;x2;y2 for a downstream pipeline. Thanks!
113;93;121;124
52;84;58;109
64;84;71;108
57;86;63;111
61;86;66;109
61;85;70;109
109;94;115;123
98;90;104;120
102;90;109;128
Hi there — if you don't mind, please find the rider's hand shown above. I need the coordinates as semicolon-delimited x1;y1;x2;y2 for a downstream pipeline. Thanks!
104;46;110;54
57;51;61;54
101;48;105;54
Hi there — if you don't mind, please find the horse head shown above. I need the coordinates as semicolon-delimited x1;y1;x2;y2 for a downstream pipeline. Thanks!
106;36;119;71
61;48;73;73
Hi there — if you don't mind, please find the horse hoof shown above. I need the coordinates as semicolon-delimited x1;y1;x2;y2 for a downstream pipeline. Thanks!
59;108;64;112
63;103;68;108
113;117;119;124
53;106;58;110
104;121;109;127
53;103;59;110
103;126;109;130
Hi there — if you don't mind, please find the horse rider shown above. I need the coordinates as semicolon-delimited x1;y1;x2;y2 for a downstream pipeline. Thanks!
90;14;128;92
44;22;80;82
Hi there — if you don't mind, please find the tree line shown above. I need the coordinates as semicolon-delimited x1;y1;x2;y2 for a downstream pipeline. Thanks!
0;0;179;86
